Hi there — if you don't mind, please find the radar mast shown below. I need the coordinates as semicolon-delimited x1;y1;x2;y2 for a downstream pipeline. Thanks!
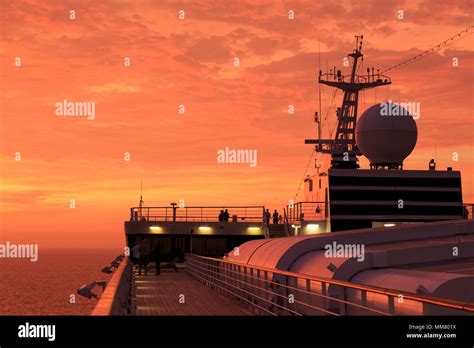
305;35;391;169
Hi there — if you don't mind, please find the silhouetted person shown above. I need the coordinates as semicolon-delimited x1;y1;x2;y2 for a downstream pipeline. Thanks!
139;240;150;276
273;210;279;224
278;215;283;224
223;209;229;222
154;244;161;275
218;210;224;222
429;158;436;171
265;209;271;225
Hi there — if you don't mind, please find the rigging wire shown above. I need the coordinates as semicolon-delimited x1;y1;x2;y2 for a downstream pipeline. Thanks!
382;25;473;74
293;86;338;201
293;148;315;201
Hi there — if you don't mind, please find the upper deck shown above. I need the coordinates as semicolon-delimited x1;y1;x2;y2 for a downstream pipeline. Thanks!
124;205;271;260
126;205;268;236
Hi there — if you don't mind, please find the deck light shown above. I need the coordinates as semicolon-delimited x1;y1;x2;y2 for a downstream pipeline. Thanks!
384;223;396;227
149;226;162;232
247;227;261;235
198;226;212;234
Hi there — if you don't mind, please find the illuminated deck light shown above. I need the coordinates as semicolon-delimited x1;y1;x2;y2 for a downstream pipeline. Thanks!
198;226;213;234
247;227;261;235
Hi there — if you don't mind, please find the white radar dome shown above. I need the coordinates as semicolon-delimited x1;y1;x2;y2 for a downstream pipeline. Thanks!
355;102;418;167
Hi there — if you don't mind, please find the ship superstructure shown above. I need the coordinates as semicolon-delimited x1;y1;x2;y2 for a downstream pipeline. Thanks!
91;33;474;317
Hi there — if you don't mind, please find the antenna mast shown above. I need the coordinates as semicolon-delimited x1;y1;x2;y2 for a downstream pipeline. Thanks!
305;35;391;169
139;179;145;219
317;39;322;143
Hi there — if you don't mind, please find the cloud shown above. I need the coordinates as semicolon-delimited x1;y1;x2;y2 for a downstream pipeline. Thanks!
0;0;472;247
88;83;141;94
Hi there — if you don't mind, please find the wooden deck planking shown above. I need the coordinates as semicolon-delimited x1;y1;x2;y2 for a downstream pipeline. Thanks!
133;270;252;316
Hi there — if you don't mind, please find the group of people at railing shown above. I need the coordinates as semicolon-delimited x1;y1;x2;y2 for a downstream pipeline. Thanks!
264;209;282;225
218;209;230;222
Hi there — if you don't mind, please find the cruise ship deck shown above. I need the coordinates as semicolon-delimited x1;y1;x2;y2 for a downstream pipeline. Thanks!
133;270;252;316
93;218;474;317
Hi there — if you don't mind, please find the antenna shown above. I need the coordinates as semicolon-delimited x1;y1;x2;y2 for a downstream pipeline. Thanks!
305;35;391;169
139;178;145;219
318;39;322;142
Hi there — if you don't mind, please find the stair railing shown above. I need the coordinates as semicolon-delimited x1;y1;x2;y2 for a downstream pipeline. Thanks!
283;208;291;236
262;207;270;238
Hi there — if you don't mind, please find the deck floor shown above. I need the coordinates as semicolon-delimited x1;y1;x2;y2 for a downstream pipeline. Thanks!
133;268;252;315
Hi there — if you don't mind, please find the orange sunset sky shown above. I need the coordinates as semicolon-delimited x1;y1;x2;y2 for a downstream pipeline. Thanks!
0;0;473;248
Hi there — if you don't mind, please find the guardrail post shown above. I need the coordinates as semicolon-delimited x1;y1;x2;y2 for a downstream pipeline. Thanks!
243;266;248;293
256;269;261;303
321;281;327;310
361;289;368;314
238;265;243;299
130;264;137;315
288;276;296;314
339;286;346;315
388;295;395;315
263;270;269;309
306;279;311;313
206;259;210;287
235;264;239;293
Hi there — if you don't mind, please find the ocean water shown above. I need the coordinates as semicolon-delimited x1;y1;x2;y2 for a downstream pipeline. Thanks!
0;248;121;315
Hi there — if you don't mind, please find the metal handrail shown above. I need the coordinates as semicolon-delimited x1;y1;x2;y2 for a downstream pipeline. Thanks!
186;256;388;316
287;201;327;223
463;203;473;220
187;259;301;315
185;254;474;315
130;205;265;222
283;208;291;236
319;72;391;84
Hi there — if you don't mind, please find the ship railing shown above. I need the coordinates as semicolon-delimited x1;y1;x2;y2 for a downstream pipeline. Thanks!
185;253;474;316
92;256;133;316
283;208;291;236
463;203;473;220
319;72;391;85
286;201;327;224
130;206;265;223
